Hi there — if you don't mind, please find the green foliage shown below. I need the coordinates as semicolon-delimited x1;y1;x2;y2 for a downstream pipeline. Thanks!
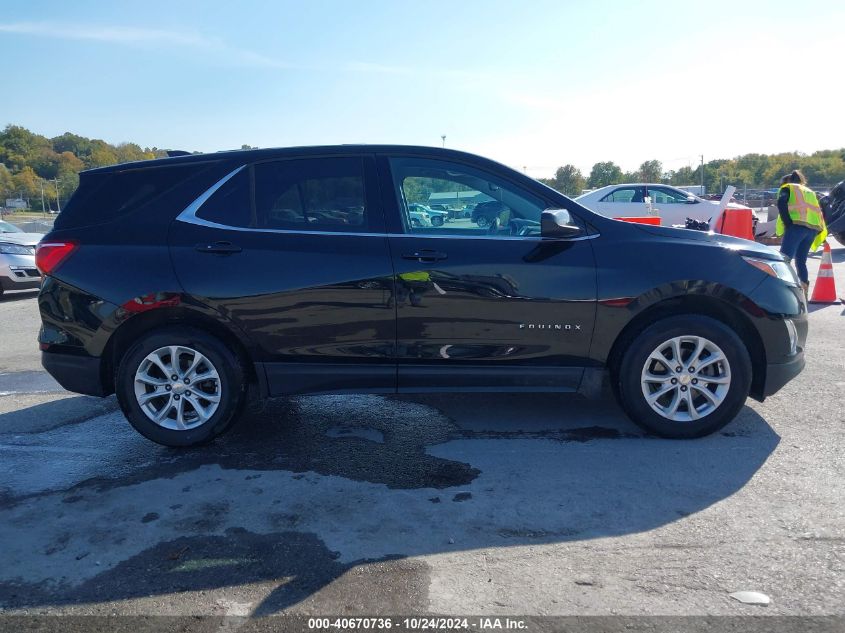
587;162;623;188
542;151;845;196
0;124;173;209
541;164;585;196
638;160;663;183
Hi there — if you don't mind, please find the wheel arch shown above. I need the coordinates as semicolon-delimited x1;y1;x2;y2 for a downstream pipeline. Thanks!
606;293;767;401
100;307;259;396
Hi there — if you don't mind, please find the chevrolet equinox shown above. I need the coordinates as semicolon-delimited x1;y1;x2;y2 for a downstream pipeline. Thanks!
36;146;806;446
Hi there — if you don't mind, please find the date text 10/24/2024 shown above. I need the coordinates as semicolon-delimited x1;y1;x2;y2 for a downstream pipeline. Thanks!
307;617;528;630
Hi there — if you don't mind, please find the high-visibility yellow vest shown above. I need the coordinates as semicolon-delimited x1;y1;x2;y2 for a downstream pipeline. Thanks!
778;183;824;230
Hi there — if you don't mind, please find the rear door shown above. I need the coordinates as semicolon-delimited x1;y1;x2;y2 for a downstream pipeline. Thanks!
379;155;597;392
169;154;397;395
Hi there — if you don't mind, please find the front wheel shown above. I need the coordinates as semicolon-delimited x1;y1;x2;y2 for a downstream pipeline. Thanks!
616;315;751;438
116;326;247;447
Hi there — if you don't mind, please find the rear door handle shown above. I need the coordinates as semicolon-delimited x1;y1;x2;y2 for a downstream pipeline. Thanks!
195;241;242;255
402;250;447;262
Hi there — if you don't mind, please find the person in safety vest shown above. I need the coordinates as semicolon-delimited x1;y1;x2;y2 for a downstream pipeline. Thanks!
776;170;828;298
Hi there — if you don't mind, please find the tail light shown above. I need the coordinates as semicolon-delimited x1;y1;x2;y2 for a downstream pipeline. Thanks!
36;241;78;275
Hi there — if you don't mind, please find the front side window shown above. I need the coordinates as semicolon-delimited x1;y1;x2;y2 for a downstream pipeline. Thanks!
389;157;547;237
648;186;695;204
195;157;368;231
600;187;645;203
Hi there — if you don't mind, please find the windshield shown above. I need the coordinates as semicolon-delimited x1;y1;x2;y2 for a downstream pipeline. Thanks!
0;220;24;233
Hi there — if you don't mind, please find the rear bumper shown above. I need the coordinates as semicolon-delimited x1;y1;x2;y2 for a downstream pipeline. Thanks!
41;351;108;397
763;350;805;398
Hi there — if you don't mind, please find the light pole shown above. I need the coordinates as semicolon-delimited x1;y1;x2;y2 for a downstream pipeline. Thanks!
441;135;446;148
40;179;47;216
53;178;61;213
700;155;704;193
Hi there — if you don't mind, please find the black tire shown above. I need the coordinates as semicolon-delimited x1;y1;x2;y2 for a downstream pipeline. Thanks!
615;315;751;439
475;216;490;228
115;326;247;447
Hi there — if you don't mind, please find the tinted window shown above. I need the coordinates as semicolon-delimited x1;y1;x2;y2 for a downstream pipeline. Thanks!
56;163;211;230
254;158;367;231
195;169;252;227
600;187;645;203
389;157;547;237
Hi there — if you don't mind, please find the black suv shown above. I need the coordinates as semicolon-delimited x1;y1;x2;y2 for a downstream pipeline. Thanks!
37;146;806;446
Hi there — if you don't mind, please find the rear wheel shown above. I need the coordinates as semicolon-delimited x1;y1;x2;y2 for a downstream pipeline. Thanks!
616;315;751;438
475;216;490;228
116;326;247;447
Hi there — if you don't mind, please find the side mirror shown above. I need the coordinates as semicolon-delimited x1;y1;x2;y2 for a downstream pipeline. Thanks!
541;209;581;238
685;196;697;204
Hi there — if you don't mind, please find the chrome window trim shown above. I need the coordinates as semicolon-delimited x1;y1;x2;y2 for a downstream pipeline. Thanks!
176;165;246;225
175;164;598;242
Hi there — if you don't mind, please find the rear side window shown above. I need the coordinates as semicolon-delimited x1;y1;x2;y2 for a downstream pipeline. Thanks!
254;158;367;231
194;157;368;232
56;163;210;230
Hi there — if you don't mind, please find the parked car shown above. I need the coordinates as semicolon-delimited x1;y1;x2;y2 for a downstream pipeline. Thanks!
471;200;508;227
409;208;432;227
37;146;806;446
409;203;446;226
0;220;42;297
576;184;754;227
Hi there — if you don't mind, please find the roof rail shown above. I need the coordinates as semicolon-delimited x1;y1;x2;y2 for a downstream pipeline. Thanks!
166;150;192;157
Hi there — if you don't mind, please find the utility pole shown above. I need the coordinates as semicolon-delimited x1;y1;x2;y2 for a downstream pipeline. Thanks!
53;178;61;213
441;135;446;148
40;179;46;215
700;155;705;193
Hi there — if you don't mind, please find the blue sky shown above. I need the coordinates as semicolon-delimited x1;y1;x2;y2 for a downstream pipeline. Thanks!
1;0;842;176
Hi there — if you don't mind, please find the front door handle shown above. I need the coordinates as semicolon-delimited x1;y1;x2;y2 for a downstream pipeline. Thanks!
195;241;242;255
402;250;447;262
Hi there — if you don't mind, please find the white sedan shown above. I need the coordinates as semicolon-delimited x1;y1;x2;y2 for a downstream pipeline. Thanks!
575;184;750;228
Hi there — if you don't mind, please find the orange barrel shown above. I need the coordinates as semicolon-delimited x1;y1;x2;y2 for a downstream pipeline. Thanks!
714;208;754;240
614;216;661;225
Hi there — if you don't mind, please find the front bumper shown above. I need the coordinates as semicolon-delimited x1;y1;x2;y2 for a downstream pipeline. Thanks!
1;254;41;291
41;351;108;397
763;350;805;397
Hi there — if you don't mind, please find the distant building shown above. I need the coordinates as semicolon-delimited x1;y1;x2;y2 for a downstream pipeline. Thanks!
4;198;27;210
427;190;489;206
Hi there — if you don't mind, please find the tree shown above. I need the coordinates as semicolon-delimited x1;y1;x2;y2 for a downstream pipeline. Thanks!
12;166;40;204
587;161;623;188
639;160;663;183
547;164;585;196
0;164;14;198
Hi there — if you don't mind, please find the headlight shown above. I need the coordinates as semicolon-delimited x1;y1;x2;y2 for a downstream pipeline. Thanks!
742;256;799;285
0;243;34;255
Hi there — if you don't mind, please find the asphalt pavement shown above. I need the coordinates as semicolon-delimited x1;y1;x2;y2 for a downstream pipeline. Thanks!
0;241;843;624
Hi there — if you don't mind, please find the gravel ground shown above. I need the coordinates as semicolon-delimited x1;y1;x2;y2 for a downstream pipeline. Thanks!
0;241;842;628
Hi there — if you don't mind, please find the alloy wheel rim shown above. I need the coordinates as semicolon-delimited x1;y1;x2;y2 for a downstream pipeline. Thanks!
640;335;731;422
134;345;221;430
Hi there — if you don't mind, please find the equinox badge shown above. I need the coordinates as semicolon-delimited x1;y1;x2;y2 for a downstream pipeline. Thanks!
519;323;582;331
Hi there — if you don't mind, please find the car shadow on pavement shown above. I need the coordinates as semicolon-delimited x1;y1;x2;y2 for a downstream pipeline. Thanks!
0;393;779;614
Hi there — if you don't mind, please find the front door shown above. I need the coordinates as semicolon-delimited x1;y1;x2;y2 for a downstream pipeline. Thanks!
380;155;597;392
169;155;396;395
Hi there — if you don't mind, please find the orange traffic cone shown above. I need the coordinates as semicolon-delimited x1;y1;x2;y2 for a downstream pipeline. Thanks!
809;241;840;304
